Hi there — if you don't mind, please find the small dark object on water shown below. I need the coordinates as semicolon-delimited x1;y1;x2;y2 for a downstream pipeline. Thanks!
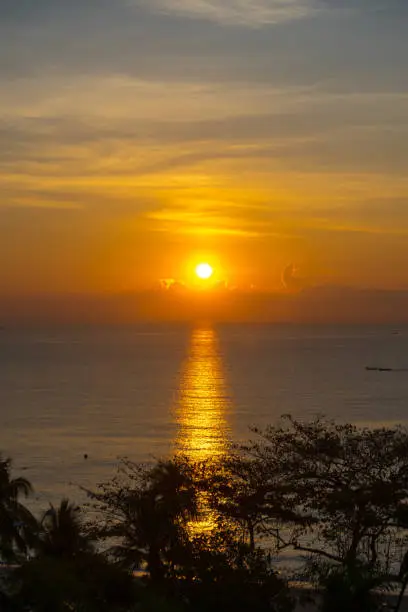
366;366;408;373
84;454;88;460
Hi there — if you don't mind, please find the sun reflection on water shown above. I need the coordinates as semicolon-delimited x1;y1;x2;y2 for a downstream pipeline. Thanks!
174;327;231;531
174;327;231;462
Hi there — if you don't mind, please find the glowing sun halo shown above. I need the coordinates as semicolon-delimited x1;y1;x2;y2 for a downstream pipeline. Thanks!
195;263;213;280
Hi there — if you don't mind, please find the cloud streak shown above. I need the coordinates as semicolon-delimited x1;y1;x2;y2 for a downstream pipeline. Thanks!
133;0;388;27
135;0;319;26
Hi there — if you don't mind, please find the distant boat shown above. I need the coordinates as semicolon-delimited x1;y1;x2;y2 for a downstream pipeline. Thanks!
366;366;408;372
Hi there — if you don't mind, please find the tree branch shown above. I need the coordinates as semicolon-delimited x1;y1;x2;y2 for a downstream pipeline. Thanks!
292;543;343;563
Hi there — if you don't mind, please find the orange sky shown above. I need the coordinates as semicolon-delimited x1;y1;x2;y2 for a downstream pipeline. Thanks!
2;1;408;322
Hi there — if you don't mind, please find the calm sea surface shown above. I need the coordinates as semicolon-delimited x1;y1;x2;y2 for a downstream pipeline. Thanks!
1;324;408;509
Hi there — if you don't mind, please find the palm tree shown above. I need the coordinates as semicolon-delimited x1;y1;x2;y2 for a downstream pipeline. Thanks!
15;499;137;612
0;455;36;562
39;498;93;559
95;458;199;582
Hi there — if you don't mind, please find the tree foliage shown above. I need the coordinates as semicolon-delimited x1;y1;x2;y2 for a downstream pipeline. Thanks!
13;553;137;612
38;498;94;559
88;457;199;582
0;456;37;562
5;415;408;610
11;496;136;612
88;456;292;610
214;416;408;608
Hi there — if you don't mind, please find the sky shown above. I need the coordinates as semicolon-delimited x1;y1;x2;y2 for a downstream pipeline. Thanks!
1;0;408;322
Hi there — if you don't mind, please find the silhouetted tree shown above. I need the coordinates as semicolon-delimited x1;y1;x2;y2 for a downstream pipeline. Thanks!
89;457;199;583
13;553;137;612
308;559;386;612
204;453;301;552
0;456;36;562
172;524;294;612
38;498;93;559
234;416;408;605
7;416;408;610
12;497;136;611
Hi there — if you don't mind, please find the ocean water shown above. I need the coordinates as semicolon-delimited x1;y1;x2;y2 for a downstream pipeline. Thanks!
1;323;408;510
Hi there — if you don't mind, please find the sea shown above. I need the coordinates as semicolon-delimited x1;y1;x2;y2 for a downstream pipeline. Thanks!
1;323;408;511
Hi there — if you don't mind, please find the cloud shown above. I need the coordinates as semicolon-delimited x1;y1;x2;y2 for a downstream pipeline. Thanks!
156;278;187;291
282;263;305;291
2;0;407;96
133;0;392;27
135;0;319;26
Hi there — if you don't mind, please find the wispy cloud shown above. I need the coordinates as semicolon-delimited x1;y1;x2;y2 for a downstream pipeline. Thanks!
135;0;320;26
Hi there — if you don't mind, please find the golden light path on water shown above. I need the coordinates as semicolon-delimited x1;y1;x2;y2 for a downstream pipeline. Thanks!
174;327;232;531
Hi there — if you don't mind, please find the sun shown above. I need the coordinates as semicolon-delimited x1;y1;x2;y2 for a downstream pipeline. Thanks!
195;263;214;280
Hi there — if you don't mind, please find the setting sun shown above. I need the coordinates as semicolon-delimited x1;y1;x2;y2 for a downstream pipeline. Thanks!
195;263;214;280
